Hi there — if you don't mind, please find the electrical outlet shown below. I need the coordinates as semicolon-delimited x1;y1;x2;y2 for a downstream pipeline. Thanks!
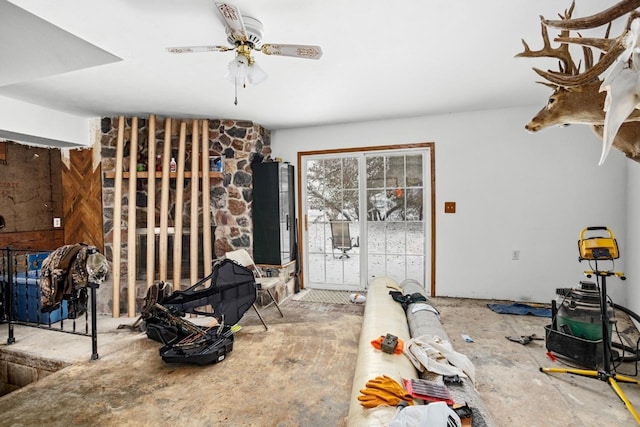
53;217;61;228
512;250;520;261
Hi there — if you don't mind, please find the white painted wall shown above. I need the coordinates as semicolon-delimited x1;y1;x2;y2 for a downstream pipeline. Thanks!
626;162;640;318
272;106;628;304
0;96;91;147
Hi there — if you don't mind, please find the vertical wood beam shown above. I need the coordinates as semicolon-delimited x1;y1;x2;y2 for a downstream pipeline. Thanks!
172;121;187;288
201;120;212;282
190;120;200;285
146;114;157;289
158;118;172;282
112;116;125;317
127;117;138;316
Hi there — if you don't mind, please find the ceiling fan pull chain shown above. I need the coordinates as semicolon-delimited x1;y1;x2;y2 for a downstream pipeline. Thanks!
164;2;322;106
234;77;239;106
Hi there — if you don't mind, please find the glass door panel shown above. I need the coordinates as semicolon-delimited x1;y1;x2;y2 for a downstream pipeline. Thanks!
364;152;427;286
304;156;361;290
301;148;430;292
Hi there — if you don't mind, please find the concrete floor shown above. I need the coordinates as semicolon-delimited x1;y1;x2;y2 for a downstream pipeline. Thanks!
437;297;640;427
1;296;640;426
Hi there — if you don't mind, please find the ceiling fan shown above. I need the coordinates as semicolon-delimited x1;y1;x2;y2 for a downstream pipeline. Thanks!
166;2;323;91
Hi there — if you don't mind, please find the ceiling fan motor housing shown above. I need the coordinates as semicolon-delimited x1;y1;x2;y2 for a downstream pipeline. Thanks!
226;16;264;49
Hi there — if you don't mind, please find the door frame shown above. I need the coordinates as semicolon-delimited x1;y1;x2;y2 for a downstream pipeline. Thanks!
297;142;436;295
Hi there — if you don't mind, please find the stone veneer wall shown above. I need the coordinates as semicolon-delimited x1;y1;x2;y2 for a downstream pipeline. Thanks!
99;116;271;314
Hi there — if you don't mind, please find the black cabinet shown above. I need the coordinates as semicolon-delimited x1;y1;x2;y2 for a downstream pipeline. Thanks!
252;162;295;265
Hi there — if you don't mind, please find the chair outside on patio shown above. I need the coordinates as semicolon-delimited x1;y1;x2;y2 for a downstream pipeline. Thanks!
330;220;359;259
224;249;284;331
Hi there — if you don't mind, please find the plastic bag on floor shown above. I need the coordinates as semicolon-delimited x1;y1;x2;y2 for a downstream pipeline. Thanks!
404;335;476;385
390;402;461;427
350;293;366;303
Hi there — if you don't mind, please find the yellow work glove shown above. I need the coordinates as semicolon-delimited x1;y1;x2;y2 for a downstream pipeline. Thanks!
357;393;393;408
366;375;413;401
359;387;405;406
358;375;413;408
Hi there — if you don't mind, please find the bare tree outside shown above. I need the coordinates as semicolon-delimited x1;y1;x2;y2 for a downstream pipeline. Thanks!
307;155;423;222
303;150;428;289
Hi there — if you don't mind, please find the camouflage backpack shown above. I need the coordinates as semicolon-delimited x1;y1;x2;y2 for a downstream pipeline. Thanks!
39;243;106;314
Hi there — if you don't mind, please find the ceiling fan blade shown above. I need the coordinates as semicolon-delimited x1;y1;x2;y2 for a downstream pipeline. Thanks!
261;44;323;59
215;2;248;43
166;45;232;54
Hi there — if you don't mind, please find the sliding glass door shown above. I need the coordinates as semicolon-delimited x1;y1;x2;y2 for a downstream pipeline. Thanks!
304;156;362;289
365;152;427;284
301;147;431;291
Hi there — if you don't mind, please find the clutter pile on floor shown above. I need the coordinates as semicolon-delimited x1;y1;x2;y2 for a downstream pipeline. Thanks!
346;277;494;427
120;258;257;365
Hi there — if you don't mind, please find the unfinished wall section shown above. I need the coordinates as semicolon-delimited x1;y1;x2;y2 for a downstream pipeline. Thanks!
0;141;64;250
0;351;68;396
99;116;271;315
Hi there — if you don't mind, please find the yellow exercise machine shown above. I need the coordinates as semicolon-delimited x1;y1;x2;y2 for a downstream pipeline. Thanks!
541;227;640;424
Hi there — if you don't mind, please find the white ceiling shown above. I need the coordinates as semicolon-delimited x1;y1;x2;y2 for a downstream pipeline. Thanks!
0;0;618;131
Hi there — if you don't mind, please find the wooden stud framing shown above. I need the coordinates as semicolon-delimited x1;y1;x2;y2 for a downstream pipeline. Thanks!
146;114;157;289
127;117;138;317
112;116;125;317
158;118;172;282
201;120;212;282
172;121;187;288
190;120;200;285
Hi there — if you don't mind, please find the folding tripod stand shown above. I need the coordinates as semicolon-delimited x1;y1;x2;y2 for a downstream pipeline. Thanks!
541;228;640;424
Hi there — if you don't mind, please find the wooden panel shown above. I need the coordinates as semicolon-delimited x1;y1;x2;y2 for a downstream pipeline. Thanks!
61;147;105;251
0;230;63;250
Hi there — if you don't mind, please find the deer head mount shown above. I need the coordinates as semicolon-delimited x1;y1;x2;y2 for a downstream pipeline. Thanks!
518;0;640;164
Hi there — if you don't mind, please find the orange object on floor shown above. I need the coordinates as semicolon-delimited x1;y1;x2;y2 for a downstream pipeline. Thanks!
371;336;404;354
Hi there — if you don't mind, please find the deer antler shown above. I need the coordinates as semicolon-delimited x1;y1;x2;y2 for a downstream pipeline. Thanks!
516;16;578;76
554;36;617;53
543;0;640;30
519;1;640;166
516;4;609;86
533;42;626;86
554;22;614;70
537;3;640;87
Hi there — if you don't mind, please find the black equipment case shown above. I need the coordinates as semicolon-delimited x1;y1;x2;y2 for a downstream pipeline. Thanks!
144;259;257;365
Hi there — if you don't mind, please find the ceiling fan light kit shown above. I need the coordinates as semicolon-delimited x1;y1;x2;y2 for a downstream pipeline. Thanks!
225;54;267;87
166;2;322;103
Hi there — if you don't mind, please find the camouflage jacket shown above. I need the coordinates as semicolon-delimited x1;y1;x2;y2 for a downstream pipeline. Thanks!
40;243;98;310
